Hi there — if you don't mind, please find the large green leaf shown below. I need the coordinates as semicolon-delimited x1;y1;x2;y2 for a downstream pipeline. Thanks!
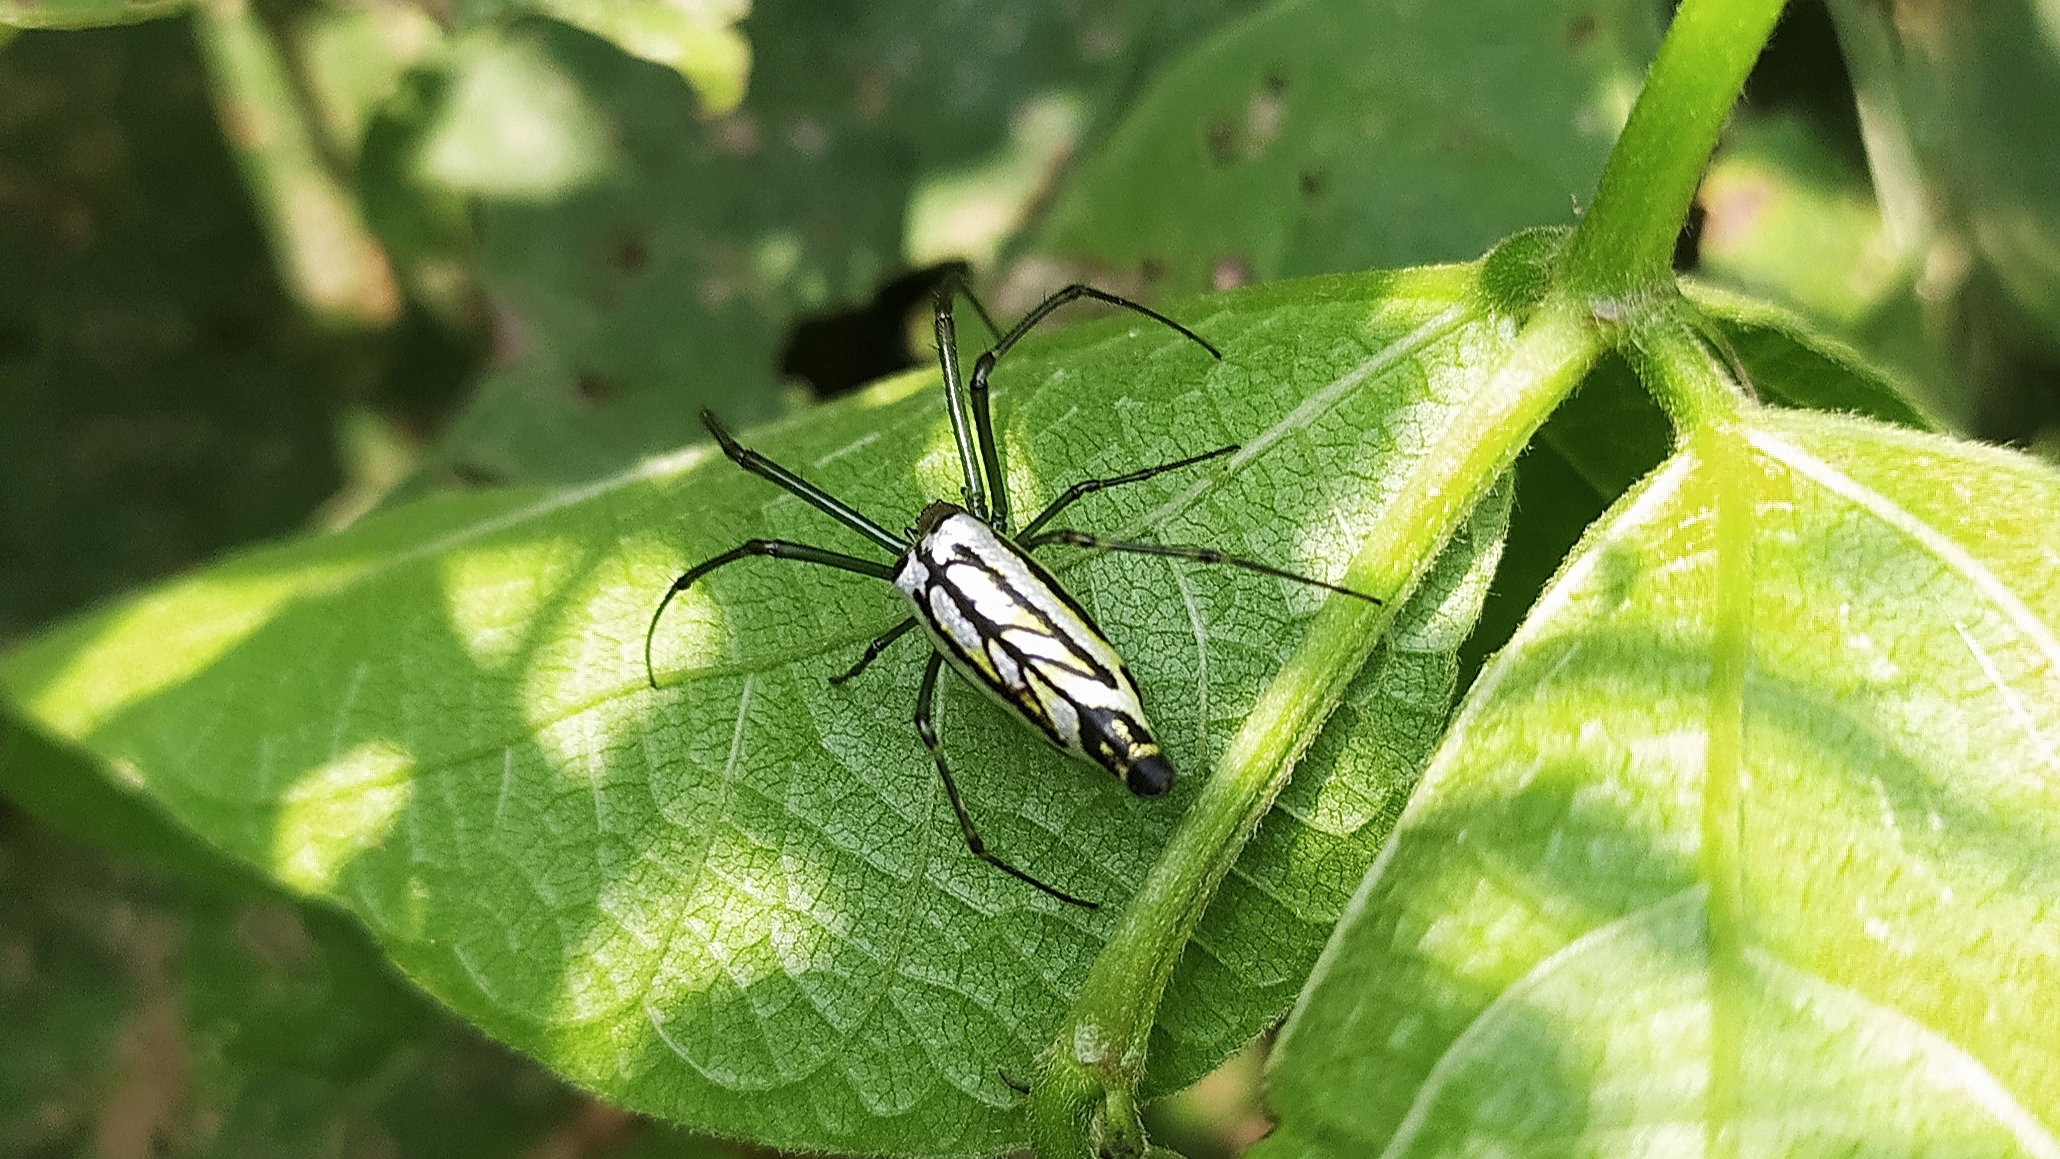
1027;0;1661;295
4;266;1516;1154
1260;407;2060;1156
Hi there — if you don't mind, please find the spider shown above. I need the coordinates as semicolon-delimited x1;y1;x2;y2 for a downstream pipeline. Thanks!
645;279;1376;906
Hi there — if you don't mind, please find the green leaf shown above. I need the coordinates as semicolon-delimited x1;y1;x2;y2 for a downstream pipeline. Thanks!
1460;253;1935;683
0;0;185;30
521;0;751;116
1685;281;1938;433
4;266;1515;1154
1028;0;1661;295
414;26;622;203
1260;407;2060;1156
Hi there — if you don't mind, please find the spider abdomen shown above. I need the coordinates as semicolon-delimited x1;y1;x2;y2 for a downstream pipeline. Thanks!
894;502;1175;798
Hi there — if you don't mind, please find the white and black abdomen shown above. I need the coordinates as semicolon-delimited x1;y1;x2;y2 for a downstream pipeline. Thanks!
894;502;1175;798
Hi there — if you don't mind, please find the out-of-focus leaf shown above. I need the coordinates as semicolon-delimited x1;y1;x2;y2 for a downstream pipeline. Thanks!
1827;0;2060;348
1692;111;1962;423
4;266;1514;1154
523;0;752;116
0;20;447;644
194;0;401;329
1261;408;2060;1157
292;3;444;164
0;723;584;1159
414;25;619;202
1025;0;1661;296
399;0;1270;494
1699;114;1907;327
0;0;186;29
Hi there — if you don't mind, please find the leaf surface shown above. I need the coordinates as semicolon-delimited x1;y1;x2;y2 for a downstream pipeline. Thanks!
0;0;185;29
5;267;1516;1154
1029;0;1661;294
1261;407;2060;1156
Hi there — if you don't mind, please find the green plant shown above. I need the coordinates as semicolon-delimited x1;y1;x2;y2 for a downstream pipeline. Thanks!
3;1;2056;1158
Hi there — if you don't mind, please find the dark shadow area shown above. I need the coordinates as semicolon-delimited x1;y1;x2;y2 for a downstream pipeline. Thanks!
780;262;972;400
0;20;483;646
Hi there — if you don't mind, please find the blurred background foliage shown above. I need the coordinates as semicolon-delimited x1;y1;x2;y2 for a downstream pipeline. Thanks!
1;0;2055;1155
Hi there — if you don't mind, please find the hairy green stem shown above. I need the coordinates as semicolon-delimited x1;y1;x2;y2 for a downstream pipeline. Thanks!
1027;296;1603;1158
1563;0;1789;298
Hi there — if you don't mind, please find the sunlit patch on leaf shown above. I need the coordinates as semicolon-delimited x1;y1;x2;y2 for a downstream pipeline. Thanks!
274;740;415;893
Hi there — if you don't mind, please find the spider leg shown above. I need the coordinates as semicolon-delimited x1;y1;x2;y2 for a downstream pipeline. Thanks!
699;410;904;555
1016;444;1238;540
829;617;919;686
914;653;1098;909
644;540;895;689
969;285;1222;534
1024;529;1382;605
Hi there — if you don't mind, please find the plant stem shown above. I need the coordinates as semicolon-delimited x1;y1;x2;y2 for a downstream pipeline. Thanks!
1562;0;1790;299
1027;295;1603;1159
194;0;400;328
1624;305;1749;431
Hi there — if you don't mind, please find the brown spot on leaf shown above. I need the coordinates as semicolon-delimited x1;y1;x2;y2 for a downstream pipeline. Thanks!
612;237;648;273
711;113;760;157
1205;120;1236;166
449;461;508;488
1568;12;1598;46
1298;169;1329;201
575;372;617;404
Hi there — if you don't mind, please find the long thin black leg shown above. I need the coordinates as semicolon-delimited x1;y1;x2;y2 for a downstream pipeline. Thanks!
914;654;1098;909
1024;529;1383;605
989;284;1222;364
829;616;919;686
969;285;1223;534
700;410;905;555
932;289;992;525
935;262;1000;342
645;540;897;689
1017;444;1239;541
